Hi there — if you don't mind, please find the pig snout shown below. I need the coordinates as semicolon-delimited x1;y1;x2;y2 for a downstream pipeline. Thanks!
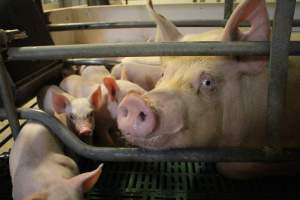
79;127;92;136
117;94;156;137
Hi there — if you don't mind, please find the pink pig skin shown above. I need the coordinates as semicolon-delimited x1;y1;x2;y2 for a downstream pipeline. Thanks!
117;0;300;178
111;57;162;91
9;122;102;200
37;85;101;144
60;73;145;146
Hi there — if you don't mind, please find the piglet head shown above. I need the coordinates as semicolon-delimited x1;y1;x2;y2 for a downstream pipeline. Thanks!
103;76;146;119
52;86;102;137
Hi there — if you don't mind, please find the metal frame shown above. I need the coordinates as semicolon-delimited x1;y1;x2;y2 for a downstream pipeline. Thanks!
0;0;299;161
47;19;300;31
6;41;300;60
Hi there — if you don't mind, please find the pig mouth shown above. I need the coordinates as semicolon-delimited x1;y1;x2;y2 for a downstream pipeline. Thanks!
122;127;186;149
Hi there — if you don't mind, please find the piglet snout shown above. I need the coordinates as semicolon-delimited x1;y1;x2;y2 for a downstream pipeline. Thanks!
117;94;156;137
79;127;92;136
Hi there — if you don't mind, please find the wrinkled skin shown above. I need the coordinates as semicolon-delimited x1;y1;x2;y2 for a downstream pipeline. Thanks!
9;122;102;200
117;0;300;178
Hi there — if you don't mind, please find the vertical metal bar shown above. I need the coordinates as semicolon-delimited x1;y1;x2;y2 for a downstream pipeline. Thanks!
224;0;234;20
267;0;296;150
0;55;20;139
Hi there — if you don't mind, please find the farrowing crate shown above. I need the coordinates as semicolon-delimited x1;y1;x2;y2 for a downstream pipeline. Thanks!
1;0;300;199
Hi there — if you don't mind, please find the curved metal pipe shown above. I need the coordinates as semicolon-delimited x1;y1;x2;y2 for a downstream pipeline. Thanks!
1;108;300;162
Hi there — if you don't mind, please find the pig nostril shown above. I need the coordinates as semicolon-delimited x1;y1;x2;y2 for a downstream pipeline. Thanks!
139;112;146;122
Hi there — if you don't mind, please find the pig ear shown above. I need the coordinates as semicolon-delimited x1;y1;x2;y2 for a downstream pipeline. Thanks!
120;65;128;80
146;0;183;42
103;77;119;102
23;191;48;200
89;86;102;109
68;164;103;193
52;92;70;114
222;0;270;75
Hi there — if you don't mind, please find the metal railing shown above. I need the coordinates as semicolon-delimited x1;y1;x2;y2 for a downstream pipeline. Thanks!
0;0;299;161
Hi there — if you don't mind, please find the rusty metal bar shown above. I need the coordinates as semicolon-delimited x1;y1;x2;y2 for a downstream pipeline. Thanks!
267;0;296;151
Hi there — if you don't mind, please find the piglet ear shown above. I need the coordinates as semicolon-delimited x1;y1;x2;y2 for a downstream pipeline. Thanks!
89;86;102;109
23;191;48;200
103;76;119;102
223;0;270;75
52;92;70;114
146;0;183;42
69;164;103;193
120;65;128;80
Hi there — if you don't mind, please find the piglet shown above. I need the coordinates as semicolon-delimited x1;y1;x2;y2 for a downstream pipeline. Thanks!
9;122;102;200
111;57;162;91
37;85;101;139
80;65;110;84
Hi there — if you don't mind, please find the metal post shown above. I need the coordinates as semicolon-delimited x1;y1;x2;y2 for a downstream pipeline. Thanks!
224;0;234;20
0;55;20;139
267;0;296;151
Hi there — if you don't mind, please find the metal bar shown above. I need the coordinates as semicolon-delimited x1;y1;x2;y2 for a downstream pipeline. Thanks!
0;108;299;162
0;55;20;138
14;62;63;107
267;0;296;151
7;41;300;61
47;20;300;31
224;0;234;20
65;58;120;66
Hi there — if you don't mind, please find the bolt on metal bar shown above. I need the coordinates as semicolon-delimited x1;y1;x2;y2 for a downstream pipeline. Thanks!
267;0;296;151
7;41;300;61
0;55;20;138
0;108;299;162
224;0;234;20
47;20;300;31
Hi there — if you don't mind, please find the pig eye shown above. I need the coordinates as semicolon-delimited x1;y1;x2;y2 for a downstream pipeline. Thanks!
87;112;94;118
70;113;76;120
202;79;213;88
194;73;216;96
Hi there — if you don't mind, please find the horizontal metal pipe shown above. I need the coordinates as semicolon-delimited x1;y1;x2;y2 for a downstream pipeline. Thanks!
1;108;300;162
47;19;300;31
65;58;120;66
7;41;300;61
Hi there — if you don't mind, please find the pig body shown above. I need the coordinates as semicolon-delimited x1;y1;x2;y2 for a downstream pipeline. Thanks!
111;57;162;91
80;65;110;84
9;122;102;200
117;0;300;178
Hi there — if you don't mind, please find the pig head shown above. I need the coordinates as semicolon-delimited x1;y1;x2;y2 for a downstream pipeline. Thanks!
117;0;275;149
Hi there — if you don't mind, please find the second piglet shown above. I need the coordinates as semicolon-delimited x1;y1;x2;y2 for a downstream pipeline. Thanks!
38;85;101;143
60;68;146;146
